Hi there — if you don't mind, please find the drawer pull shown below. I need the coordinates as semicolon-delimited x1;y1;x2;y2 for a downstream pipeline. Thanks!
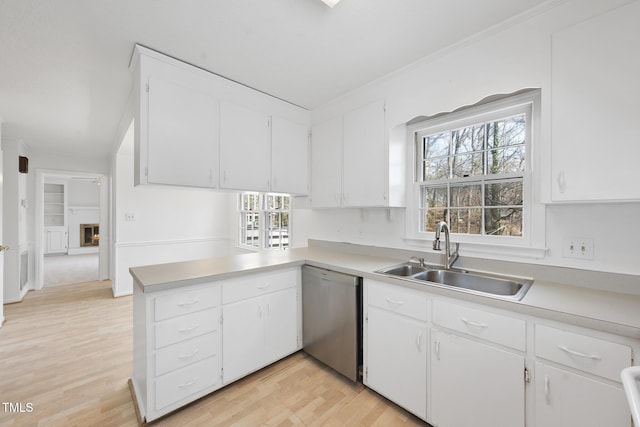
385;297;404;305
178;377;199;389
256;283;271;290
177;299;200;307
415;331;423;352
558;345;602;360
178;324;200;333
461;318;488;328
178;349;200;360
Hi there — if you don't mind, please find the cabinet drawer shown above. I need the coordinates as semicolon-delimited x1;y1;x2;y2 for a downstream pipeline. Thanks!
154;285;220;321
433;300;525;351
155;355;219;411
535;324;631;382
367;280;429;321
155;308;219;349
222;268;299;304
155;331;219;376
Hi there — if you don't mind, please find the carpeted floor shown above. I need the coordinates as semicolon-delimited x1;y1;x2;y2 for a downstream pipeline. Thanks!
43;253;99;286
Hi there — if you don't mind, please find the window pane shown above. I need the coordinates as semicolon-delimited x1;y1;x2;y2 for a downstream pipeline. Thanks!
485;208;523;236
488;146;525;174
449;208;482;234
424;157;449;180
487;115;526;148
485;181;523;206
452;153;484;178
423;186;448;208
425;209;448;232
452;125;485;154
450;184;482;207
424;133;450;158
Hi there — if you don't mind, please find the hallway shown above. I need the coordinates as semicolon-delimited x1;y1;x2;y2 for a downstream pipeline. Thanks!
43;253;99;287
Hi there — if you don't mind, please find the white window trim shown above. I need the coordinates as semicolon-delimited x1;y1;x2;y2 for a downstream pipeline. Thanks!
404;91;547;260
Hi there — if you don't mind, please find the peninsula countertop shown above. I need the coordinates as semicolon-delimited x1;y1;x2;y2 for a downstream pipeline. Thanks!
130;246;640;338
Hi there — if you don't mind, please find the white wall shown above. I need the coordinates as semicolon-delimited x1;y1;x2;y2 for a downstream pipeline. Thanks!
112;123;235;296
300;0;640;277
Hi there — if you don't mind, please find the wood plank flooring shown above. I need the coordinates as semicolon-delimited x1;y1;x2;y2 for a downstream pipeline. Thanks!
0;281;427;426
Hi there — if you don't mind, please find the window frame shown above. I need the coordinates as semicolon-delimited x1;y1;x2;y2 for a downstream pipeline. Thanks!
238;192;291;251
405;91;544;253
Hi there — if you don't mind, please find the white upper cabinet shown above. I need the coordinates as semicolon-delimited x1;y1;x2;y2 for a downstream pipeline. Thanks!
147;77;218;188
131;45;310;194
271;116;309;195
310;100;405;208
551;2;640;202
219;101;271;192
343;100;387;207
310;116;343;207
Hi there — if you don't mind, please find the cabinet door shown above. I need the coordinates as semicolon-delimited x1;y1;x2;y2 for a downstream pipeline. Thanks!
343;101;386;207
534;362;630;427
264;288;298;365
271;116;309;195
222;297;265;383
147;77;218;188
219;101;271;191
551;3;640;201
366;306;427;420
310;116;343;207
431;329;524;427
46;227;68;254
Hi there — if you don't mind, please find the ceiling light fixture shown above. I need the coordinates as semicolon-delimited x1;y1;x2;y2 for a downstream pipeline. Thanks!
321;0;342;8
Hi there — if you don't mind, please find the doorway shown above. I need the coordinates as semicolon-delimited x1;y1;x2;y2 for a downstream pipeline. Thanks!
35;170;109;289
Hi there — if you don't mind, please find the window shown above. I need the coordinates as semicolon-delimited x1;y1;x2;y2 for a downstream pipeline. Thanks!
239;192;290;250
409;92;538;245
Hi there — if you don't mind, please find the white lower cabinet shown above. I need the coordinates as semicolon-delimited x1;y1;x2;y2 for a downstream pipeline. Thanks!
364;279;429;420
534;362;630;427
132;267;301;423
430;329;525;427
132;281;223;422
366;306;428;420
222;268;300;384
533;324;632;427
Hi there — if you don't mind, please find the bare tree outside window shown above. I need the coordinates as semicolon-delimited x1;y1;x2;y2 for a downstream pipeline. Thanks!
418;113;526;237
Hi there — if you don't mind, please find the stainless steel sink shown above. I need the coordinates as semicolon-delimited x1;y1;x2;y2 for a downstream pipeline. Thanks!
375;263;533;301
376;263;430;277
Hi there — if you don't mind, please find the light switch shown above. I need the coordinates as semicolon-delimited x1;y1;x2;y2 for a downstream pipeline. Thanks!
125;212;136;222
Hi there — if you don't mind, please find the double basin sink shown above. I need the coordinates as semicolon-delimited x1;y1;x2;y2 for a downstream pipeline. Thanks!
375;262;533;301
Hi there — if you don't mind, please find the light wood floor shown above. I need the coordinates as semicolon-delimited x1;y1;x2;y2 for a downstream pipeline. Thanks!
0;281;427;427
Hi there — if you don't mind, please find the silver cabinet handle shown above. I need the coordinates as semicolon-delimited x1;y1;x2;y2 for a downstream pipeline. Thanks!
461;318;488;328
415;331;422;352
559;345;601;360
385;297;404;305
434;337;441;360
177;299;200;307
544;374;550;402
178;377;199;389
178;324;199;333
178;349;199;359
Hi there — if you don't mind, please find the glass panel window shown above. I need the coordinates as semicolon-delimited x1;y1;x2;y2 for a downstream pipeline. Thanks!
415;106;529;238
239;192;291;250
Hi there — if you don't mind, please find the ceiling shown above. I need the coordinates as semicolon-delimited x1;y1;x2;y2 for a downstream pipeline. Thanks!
0;0;555;159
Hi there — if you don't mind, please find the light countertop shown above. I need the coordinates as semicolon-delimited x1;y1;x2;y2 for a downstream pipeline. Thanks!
130;246;640;339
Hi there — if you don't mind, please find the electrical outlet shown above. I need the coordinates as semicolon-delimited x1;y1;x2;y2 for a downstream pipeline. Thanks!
562;237;594;260
125;212;136;222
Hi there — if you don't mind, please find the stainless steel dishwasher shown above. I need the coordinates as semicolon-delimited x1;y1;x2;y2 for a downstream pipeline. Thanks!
302;265;362;382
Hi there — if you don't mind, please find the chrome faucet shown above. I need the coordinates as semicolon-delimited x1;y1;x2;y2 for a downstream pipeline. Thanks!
432;221;459;269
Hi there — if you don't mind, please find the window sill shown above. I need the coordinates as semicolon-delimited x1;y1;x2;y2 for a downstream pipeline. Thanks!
403;237;548;261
